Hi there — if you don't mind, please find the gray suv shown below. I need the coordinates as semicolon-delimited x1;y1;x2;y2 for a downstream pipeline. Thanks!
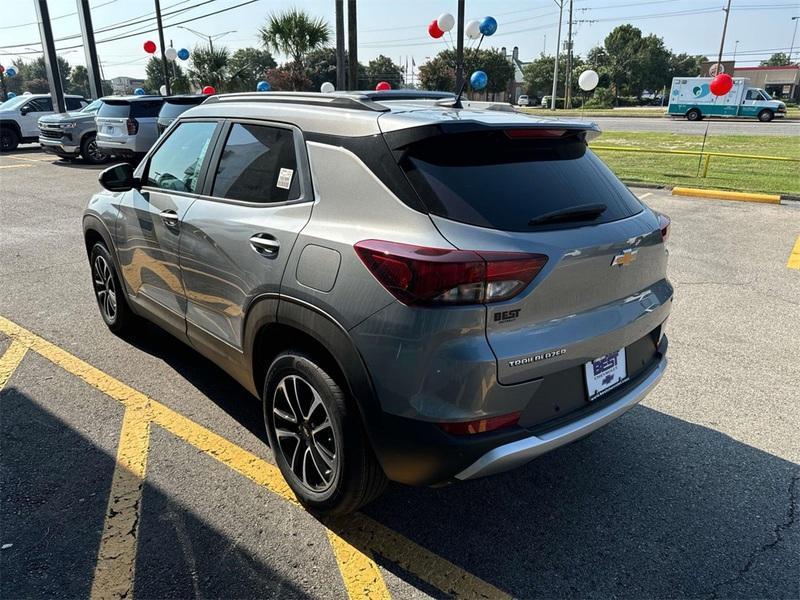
38;99;109;164
83;91;672;515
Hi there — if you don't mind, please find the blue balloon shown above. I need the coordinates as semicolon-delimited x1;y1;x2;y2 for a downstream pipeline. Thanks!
6;92;16;99
6;67;17;77
177;48;190;61
133;87;145;95
256;80;271;92
479;16;497;36
470;70;488;90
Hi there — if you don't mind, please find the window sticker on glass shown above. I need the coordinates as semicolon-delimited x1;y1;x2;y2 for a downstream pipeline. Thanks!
277;168;294;190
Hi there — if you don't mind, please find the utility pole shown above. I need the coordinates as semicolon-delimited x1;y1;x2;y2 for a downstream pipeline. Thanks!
550;0;564;110
564;0;574;108
34;0;66;113
455;0;465;91
76;0;103;99
347;0;357;89
790;16;800;64
335;0;346;90
714;0;732;75
154;0;170;95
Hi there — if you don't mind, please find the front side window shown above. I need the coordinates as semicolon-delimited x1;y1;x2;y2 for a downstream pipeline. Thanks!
145;121;216;193
746;90;758;101
66;97;83;110
211;123;300;203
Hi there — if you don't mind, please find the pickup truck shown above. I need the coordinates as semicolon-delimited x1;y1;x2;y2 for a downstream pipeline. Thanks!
0;93;87;151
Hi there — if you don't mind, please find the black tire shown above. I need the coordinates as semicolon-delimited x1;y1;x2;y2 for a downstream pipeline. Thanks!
0;127;19;152
686;108;701;122
263;352;387;516
757;109;773;123
81;133;110;164
89;242;135;335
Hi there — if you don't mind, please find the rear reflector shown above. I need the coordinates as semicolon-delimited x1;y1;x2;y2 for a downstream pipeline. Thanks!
354;240;547;306
438;412;521;435
657;213;671;242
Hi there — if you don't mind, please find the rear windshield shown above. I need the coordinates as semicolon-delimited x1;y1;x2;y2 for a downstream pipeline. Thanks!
98;100;163;118
400;130;643;231
159;99;201;120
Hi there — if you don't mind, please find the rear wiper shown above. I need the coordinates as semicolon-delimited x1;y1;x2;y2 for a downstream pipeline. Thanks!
528;203;607;226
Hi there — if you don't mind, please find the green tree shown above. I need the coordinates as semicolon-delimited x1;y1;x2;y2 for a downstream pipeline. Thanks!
259;8;330;90
8;56;72;94
304;47;365;91
760;52;794;67
68;65;89;97
187;44;232;92
364;55;403;89
229;47;277;91
144;56;190;94
419;48;515;96
667;53;706;79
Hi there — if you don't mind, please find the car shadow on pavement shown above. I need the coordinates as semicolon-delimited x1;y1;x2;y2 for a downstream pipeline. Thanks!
0;387;314;599
51;159;112;171
103;324;799;598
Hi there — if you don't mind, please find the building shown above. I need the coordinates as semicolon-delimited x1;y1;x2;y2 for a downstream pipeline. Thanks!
732;65;800;101
110;76;146;95
502;46;528;103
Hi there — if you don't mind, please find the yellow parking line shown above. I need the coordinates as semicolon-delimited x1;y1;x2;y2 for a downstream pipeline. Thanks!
91;404;151;600
4;154;52;162
0;315;509;600
787;235;800;270
0;340;28;392
0;163;33;169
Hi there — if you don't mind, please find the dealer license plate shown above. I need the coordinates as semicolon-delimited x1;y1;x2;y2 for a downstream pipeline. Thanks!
585;349;627;401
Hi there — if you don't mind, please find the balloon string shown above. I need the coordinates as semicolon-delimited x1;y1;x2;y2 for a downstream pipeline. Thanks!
696;95;715;176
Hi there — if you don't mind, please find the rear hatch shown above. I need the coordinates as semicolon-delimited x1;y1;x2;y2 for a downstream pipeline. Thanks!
97;98;163;140
392;125;672;387
157;95;205;134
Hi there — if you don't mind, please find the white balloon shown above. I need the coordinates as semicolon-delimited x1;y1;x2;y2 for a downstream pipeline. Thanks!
465;20;481;39
578;69;599;91
23;91;31;95
165;47;178;61
437;12;455;32
159;84;167;96
320;82;335;93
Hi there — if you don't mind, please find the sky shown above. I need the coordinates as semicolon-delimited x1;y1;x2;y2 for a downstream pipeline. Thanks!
0;0;798;82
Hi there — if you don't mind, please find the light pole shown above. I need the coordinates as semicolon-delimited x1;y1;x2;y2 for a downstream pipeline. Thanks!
177;26;236;53
733;40;739;63
790;16;800;64
550;0;564;110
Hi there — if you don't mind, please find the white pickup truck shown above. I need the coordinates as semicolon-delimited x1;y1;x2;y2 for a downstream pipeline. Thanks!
0;93;87;151
667;77;786;122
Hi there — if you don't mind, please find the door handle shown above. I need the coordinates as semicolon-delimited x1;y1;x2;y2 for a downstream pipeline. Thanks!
249;234;280;257
159;210;179;228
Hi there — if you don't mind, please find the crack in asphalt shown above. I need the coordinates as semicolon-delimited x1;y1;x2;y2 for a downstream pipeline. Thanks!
706;473;799;599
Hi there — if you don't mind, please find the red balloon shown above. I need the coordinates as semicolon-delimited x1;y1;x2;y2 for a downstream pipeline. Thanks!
428;20;444;39
0;65;5;74
202;85;216;95
375;81;391;91
143;40;157;54
710;73;734;96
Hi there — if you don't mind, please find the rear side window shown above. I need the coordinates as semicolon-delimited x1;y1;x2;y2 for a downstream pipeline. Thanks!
131;100;163;118
401;131;643;231
145;121;217;193
98;102;130;118
25;98;53;112
211;123;300;203
66;97;83;110
159;99;202;120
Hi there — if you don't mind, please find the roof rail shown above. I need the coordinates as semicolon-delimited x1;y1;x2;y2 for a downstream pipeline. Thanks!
203;91;390;112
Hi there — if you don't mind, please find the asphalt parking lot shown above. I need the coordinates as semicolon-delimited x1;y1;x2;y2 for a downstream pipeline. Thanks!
1;146;798;599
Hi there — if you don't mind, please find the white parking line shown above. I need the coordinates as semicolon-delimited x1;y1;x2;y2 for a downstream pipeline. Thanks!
638;192;653;200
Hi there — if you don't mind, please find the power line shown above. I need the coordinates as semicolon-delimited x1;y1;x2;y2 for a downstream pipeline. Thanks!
0;0;119;31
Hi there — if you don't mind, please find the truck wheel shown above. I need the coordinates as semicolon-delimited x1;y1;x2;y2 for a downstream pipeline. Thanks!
81;134;109;164
757;109;774;123
263;351;387;516
0;128;19;152
686;109;701;122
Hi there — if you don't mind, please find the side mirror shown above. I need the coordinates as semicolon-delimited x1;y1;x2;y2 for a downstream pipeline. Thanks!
19;106;29;116
99;163;139;192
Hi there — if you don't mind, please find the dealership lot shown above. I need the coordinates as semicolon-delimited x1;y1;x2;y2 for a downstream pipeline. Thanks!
1;148;798;599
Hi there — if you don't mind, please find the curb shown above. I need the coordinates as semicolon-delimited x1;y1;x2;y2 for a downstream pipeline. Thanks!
671;187;781;204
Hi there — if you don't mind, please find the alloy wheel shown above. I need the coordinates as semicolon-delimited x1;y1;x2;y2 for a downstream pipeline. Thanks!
93;255;117;321
272;374;338;492
87;138;105;163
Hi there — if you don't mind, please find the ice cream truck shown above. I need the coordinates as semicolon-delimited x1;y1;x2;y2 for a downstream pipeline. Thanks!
667;77;787;122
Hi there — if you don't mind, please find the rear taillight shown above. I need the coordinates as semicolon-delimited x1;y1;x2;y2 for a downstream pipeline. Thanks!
354;240;547;306
505;128;567;138
126;118;139;135
657;213;671;242
438;411;521;435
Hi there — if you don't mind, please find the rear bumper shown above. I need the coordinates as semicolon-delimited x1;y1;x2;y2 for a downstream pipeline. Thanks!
456;353;667;480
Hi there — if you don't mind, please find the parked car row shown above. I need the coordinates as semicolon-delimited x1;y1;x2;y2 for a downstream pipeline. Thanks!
0;92;206;160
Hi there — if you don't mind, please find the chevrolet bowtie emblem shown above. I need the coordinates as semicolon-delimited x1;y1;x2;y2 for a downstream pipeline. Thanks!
611;249;638;267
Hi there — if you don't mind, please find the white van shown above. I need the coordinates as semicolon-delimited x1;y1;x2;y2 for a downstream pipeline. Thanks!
667;77;786;122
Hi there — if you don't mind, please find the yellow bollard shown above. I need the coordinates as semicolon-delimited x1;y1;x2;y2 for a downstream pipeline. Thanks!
702;154;712;178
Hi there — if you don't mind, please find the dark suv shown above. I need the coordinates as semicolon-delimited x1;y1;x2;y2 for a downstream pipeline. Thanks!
83;91;672;515
157;95;206;135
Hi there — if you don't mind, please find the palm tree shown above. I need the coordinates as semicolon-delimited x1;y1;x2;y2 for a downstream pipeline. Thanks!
259;9;330;90
187;44;231;92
